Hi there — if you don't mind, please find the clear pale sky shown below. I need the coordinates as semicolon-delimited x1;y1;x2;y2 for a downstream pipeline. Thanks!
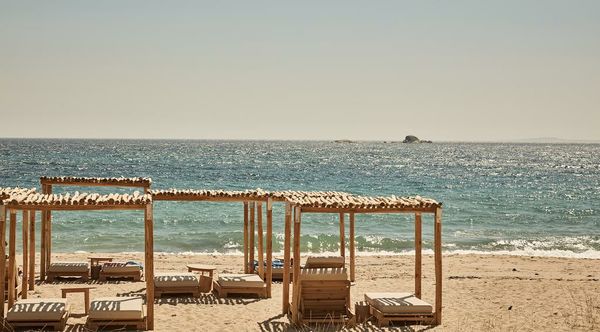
1;1;599;141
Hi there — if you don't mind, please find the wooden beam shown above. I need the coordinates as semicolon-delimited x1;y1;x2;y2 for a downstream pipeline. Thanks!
29;210;35;290
349;212;356;282
8;210;17;308
46;184;52;277
249;203;255;273
266;198;273;298
339;213;345;258
0;205;6;317
257;203;264;279
40;184;47;281
298;207;438;214
415;213;422;298
291;206;302;324
243;202;249;273
22;210;29;299
145;203;155;330
434;207;443;325
282;203;292;314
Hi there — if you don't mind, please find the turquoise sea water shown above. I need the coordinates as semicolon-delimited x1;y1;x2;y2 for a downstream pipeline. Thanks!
1;139;598;257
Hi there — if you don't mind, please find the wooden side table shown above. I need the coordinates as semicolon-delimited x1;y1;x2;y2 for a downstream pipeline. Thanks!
61;287;95;315
89;256;113;280
186;264;217;293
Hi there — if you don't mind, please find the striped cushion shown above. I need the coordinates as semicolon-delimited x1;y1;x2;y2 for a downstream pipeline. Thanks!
89;297;143;320
154;273;199;288
7;298;69;322
48;262;89;273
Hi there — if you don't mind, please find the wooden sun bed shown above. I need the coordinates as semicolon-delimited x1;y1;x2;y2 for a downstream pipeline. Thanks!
293;267;355;325
154;272;201;298
364;292;434;326
46;261;89;282
213;274;267;298
304;256;345;269
99;262;143;281
6;298;70;331
87;296;146;330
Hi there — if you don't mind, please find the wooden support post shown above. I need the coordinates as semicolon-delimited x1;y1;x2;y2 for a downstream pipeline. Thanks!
415;213;422;299
339;213;345;259
8;210;17;308
22;210;29;299
266;198;273;298
145;204;155;330
291;206;302;324
45;184;52;276
40;186;47;281
434;208;443;325
249;203;255;273
282;203;292;314
349;212;356;282
0;205;6;318
257;203;264;279
243;202;249;273
29;210;35;290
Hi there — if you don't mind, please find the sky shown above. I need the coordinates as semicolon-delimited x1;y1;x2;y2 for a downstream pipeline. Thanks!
1;1;599;141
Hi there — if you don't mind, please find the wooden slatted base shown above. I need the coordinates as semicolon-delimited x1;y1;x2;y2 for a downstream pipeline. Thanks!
213;280;267;298
155;285;200;298
99;270;142;282
8;311;69;331
87;317;146;330
46;271;89;282
369;307;435;327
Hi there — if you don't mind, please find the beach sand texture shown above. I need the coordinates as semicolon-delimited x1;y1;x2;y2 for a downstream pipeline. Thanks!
7;253;599;331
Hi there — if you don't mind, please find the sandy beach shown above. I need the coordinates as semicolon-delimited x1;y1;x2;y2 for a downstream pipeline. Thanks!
9;253;599;331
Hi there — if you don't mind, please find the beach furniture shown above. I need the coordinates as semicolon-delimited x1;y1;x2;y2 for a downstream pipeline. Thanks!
304;256;345;269
6;298;70;331
253;258;291;281
99;261;143;281
186;264;216;292
46;261;89;282
154;272;201;298
89;256;113;279
4;259;21;299
364;292;434;326
61;286;95;315
292;267;354;325
87;296;146;330
213;273;267;298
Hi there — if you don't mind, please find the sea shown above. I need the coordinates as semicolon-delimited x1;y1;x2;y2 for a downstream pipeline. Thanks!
0;139;598;258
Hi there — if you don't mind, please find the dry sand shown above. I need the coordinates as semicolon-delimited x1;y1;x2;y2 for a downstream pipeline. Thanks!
6;253;600;331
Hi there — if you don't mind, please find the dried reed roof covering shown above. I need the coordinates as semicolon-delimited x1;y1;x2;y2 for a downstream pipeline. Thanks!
150;188;354;202
286;195;441;211
0;187;37;202
40;176;152;187
4;191;152;208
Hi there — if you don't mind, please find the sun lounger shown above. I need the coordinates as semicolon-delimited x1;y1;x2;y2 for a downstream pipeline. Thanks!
364;292;434;326
213;273;266;298
253;259;291;280
154;272;200;298
304;256;345;269
6;298;70;331
87;296;146;330
99;262;143;281
293;267;354;325
47;261;89;282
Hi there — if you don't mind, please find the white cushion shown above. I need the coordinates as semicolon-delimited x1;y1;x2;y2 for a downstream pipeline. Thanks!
365;292;433;314
218;274;264;288
102;263;142;273
48;262;89;273
7;298;69;322
89;297;143;321
154;273;199;288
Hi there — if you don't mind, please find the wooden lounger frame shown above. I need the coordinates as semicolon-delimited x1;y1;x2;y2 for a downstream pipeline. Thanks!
46;270;89;282
154;285;200;298
369;306;435;327
295;278;355;326
99;269;142;282
213;280;267;298
87;316;146;330
8;310;69;331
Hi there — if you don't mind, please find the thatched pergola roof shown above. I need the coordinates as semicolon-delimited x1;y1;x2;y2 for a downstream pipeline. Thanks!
40;176;152;188
286;195;441;213
0;187;37;202
3;192;152;210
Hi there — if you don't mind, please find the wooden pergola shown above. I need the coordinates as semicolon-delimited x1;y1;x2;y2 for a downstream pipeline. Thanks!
0;190;156;330
38;176;152;281
281;194;443;325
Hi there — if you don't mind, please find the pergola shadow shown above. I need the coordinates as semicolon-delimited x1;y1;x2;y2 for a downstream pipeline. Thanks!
155;293;261;306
